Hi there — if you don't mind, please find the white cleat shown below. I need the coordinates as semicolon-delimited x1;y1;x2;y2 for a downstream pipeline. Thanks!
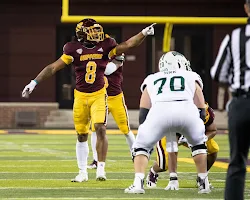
124;185;145;194
164;180;179;190
197;176;211;194
96;171;107;181
71;172;88;182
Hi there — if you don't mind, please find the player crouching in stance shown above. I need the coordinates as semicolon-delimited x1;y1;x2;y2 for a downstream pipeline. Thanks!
124;51;211;194
146;102;219;190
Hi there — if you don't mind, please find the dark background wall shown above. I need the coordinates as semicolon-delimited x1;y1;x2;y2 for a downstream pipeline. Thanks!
0;0;246;108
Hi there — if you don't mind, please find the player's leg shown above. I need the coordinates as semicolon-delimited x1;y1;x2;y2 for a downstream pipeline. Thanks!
71;90;90;182
109;93;135;151
91;92;108;181
125;104;167;194
182;106;210;193
164;133;179;190
146;137;168;188
87;122;98;169
206;138;219;171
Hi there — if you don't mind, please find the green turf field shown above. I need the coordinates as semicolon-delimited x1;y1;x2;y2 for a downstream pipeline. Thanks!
0;132;249;200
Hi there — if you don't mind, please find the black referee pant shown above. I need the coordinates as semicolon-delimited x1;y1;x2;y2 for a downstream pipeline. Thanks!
225;96;250;200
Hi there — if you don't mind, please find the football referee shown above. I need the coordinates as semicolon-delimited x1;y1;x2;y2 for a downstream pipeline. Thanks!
210;1;250;200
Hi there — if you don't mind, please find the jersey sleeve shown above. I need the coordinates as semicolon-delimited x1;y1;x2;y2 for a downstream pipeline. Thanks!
193;72;203;90
140;74;153;92
105;36;118;59
60;42;74;65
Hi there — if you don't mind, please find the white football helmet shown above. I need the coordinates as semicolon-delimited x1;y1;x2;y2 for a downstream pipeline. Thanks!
158;51;191;72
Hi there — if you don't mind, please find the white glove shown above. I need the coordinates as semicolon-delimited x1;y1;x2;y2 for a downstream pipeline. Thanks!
165;180;179;191
22;80;37;98
141;23;156;36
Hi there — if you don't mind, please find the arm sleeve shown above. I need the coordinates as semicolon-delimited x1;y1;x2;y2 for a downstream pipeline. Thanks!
104;36;118;60
60;43;74;65
210;34;232;83
104;62;118;75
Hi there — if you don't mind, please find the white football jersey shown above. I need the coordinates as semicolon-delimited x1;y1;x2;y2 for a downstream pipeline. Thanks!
141;70;203;104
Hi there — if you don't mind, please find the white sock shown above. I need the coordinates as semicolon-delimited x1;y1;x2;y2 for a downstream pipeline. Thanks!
76;140;89;174
97;161;106;173
198;172;208;179
125;131;135;151
91;132;98;161
134;173;145;187
170;172;177;178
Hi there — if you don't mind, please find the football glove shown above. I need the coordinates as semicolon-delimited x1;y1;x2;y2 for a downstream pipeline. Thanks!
165;180;179;190
22;80;37;98
141;23;156;36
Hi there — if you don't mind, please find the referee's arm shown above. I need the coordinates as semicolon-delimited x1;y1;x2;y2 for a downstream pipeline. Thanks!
210;34;232;83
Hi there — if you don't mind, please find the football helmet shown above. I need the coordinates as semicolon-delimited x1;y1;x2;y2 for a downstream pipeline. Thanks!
158;51;191;72
75;18;104;44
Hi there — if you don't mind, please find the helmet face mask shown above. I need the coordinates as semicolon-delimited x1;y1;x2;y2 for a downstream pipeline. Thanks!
76;19;104;44
158;51;191;72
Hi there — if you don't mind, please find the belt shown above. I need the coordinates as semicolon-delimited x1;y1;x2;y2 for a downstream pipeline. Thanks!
232;89;250;98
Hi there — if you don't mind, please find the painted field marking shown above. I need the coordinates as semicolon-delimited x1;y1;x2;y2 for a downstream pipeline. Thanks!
178;158;250;172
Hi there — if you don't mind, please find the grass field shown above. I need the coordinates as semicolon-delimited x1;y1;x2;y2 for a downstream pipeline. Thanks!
0;131;250;200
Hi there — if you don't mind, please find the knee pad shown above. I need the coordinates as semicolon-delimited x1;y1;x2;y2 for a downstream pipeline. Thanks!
166;140;178;153
191;143;207;157
131;147;153;161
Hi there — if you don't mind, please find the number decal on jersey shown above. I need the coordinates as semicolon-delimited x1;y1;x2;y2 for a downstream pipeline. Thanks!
154;78;166;95
170;76;185;91
154;76;185;94
85;61;97;84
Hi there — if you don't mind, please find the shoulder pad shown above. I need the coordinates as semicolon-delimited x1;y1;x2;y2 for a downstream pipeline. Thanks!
140;74;153;92
63;41;78;55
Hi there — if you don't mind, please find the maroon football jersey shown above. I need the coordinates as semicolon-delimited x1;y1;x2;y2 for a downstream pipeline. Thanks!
62;37;117;93
106;67;123;96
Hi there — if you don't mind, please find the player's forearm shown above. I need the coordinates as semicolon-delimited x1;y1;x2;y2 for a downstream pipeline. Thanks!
116;33;146;55
206;130;216;140
34;65;56;83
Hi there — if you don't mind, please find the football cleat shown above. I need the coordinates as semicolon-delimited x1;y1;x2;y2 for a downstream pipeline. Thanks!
165;179;179;190
71;172;88;182
96;170;107;181
196;176;211;194
124;185;145;194
87;160;97;169
146;170;159;188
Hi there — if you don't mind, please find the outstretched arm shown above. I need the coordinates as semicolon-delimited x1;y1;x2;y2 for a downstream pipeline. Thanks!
22;58;66;98
34;59;66;83
108;23;156;58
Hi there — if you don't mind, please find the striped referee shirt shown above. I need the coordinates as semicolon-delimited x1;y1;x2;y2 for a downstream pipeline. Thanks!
210;18;250;92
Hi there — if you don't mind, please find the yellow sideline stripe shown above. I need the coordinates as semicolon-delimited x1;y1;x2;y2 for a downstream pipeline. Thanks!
0;130;7;134
0;129;138;135
178;158;250;172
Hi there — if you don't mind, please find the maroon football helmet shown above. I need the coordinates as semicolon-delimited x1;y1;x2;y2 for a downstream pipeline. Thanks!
75;18;104;44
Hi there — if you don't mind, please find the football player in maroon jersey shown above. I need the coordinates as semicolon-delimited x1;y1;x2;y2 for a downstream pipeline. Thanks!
22;18;156;181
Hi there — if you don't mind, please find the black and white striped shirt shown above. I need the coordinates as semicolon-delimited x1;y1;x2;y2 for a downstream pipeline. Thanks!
210;18;250;92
